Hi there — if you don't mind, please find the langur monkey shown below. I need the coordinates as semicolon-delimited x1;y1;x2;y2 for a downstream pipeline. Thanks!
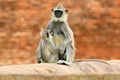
36;3;109;65
36;29;58;63
50;3;75;65
36;3;75;65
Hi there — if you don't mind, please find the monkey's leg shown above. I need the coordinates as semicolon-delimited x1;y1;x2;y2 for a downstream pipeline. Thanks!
57;46;75;65
36;41;44;63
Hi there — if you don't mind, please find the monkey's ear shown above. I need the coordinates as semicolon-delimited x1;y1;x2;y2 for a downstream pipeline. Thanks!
66;9;68;12
51;8;54;12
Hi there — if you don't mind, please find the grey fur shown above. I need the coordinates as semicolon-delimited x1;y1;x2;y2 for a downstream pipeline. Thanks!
36;3;75;65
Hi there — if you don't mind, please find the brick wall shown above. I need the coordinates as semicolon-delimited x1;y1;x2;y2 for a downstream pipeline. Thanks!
0;0;120;65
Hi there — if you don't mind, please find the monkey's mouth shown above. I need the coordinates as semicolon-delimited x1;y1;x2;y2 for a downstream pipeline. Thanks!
54;10;63;18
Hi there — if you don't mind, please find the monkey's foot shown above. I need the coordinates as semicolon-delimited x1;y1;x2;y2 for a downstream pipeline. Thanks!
57;60;72;66
37;58;43;63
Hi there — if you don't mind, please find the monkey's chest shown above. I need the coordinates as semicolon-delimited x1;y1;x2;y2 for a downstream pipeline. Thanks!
53;31;65;47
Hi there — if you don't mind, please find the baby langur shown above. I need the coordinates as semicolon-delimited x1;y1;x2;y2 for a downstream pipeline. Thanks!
36;29;58;63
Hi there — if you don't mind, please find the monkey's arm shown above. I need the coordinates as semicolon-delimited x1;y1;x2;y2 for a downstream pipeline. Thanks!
59;23;73;53
36;41;43;63
63;23;73;45
46;40;58;54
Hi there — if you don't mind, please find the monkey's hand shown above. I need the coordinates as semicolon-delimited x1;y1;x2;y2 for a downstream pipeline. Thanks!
50;47;59;54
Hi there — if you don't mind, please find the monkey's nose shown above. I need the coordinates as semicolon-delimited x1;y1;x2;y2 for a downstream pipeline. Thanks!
55;10;63;18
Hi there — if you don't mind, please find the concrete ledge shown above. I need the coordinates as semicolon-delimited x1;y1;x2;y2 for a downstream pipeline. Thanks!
0;60;120;80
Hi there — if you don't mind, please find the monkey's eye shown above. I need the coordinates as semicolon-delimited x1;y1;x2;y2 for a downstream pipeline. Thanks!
50;31;54;36
66;10;68;12
51;9;54;12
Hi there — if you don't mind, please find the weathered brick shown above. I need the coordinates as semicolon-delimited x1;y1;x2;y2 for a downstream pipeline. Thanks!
0;0;120;65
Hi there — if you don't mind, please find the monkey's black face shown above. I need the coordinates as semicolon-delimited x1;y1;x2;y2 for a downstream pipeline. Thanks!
54;10;63;18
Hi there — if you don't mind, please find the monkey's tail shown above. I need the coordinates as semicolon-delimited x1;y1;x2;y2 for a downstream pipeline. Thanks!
73;59;110;65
